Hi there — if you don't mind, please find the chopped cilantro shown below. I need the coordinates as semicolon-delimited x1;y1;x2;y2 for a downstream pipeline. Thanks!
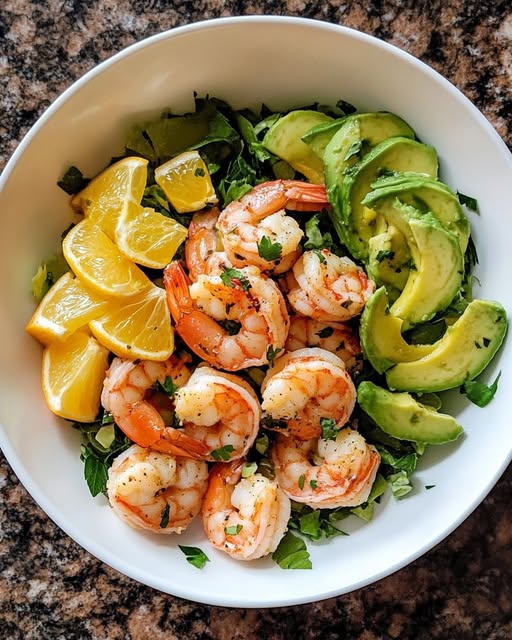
298;474;305;490
375;249;395;262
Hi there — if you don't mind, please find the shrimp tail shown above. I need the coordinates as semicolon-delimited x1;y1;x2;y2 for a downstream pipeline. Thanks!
156;427;212;459
203;459;244;514
281;180;330;210
164;261;194;322
164;260;225;366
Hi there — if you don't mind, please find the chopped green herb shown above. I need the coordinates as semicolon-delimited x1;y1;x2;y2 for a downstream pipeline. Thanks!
210;444;235;461
457;191;479;212
266;345;283;367
298;474;305;490
194;167;205;177
425;484;436;490
220;266;251;291
257;235;283;261
462;371;501;407
313;249;327;265
160;504;170;528
320;417;338;441
57;165;89;195
310;479;318;489
83;455;108;498
316;326;334;339
178;545;210;569
224;524;243;535
272;531;312;570
156;376;179;396
303;213;335;252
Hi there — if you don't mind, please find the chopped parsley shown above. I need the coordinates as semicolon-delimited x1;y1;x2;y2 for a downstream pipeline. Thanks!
272;531;312;570
257;235;282;261
320;417;338;441
224;524;243;535
266;345;283;367
457;191;479;212
210;444;235;461
220;266;251;291
178;545;210;569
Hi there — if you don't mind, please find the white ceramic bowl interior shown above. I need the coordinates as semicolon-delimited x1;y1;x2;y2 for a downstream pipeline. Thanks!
1;16;511;607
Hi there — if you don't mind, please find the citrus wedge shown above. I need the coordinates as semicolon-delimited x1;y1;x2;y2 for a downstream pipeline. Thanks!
26;272;114;344
62;218;151;298
42;331;110;422
89;284;174;360
71;156;148;238
155;150;218;213
115;203;188;268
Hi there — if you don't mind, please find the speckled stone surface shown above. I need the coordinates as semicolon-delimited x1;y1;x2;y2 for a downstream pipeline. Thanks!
1;1;511;638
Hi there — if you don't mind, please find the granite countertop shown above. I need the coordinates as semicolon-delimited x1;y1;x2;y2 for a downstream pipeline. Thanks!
1;2;511;638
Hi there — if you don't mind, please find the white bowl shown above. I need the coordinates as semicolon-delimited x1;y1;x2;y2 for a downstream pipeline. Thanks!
0;16;511;607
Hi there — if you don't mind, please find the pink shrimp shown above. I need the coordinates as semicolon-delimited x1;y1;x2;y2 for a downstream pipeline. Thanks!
164;261;289;371
202;458;291;561
101;355;210;458
217;179;329;274
271;428;381;509
185;207;231;281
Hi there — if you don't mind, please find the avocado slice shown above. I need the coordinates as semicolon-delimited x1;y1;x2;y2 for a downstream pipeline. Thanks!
301;118;348;160
358;381;464;444
363;173;470;252
381;200;463;330
386;299;508;392
367;224;411;294
334;138;439;258
360;287;436;373
262;110;334;184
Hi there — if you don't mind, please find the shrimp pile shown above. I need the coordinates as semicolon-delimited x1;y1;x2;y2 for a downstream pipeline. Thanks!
101;179;381;562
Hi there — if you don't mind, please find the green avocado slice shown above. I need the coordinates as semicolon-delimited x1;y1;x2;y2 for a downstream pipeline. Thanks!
381;200;463;330
386;299;508;392
357;381;464;444
363;173;470;252
367;225;411;294
335;137;438;258
360;287;436;373
262;110;334;184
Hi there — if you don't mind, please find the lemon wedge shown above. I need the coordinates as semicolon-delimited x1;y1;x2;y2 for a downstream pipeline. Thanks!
42;331;110;422
155;150;218;213
115;203;188;269
71;156;148;239
89;284;174;361
62;218;151;298
26;272;114;344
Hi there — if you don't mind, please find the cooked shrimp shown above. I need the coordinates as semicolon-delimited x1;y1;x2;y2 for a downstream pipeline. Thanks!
271;428;381;509
101;355;210;458
107;444;208;534
288;249;375;321
261;347;356;440
202;458;291;561
217;179;329;274
174;365;261;461
285;316;362;373
185;207;231;280
164;261;289;371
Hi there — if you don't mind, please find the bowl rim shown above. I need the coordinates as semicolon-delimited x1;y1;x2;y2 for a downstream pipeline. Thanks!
1;15;511;607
